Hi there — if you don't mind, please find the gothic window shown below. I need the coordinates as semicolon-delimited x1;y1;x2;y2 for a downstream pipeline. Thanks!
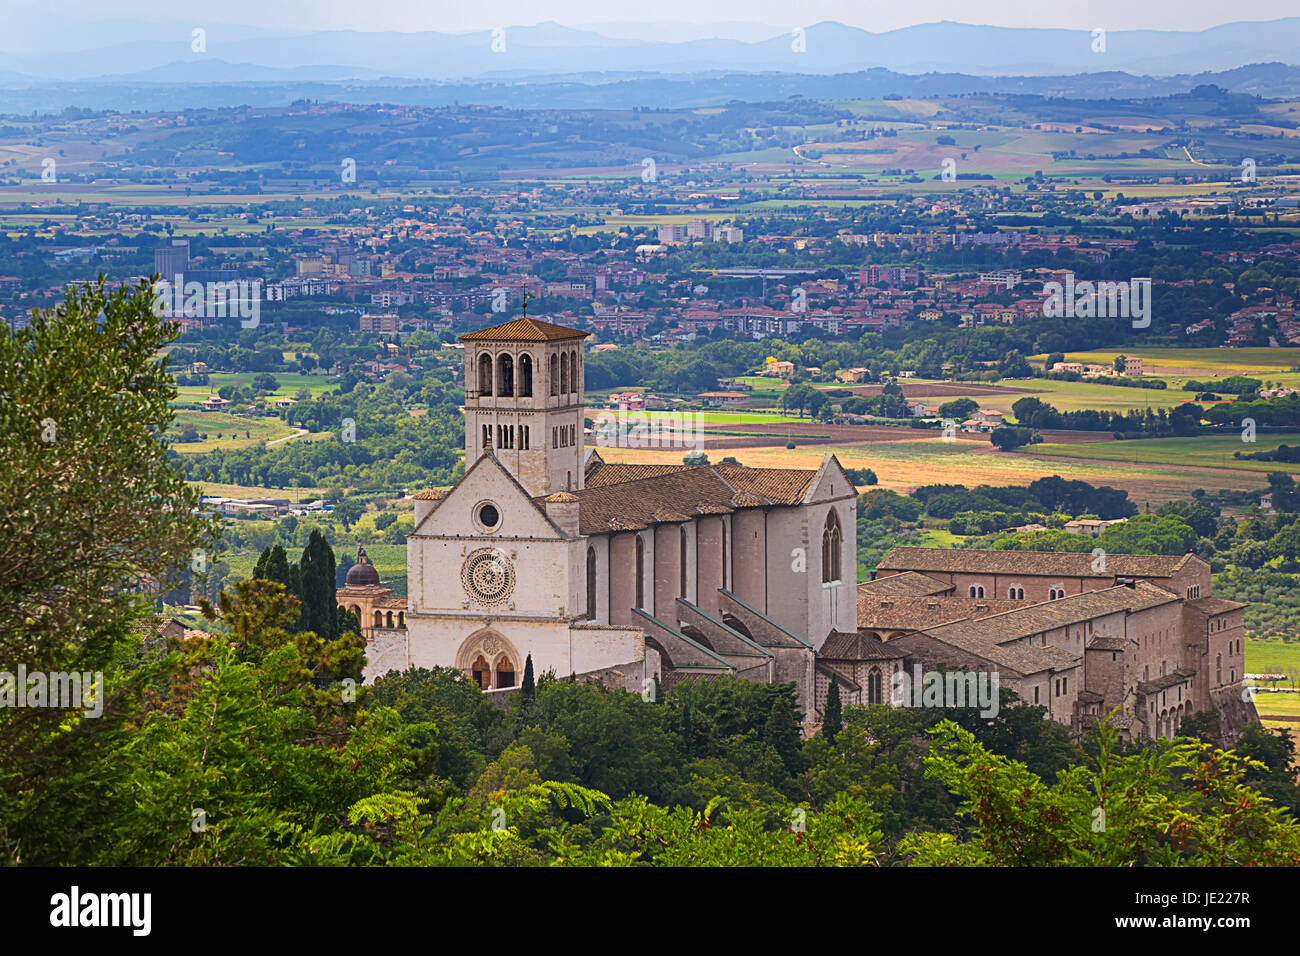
680;527;688;596
635;536;645;609
867;667;883;705
374;610;383;627
519;353;534;397
478;352;493;395
586;547;597;620
822;510;842;583
483;423;490;449
497;353;514;397
1216;654;1222;685
570;349;579;393
495;655;516;689
471;654;490;691
549;353;559;396
397;612;404;628
386;611;394;627
560;352;570;395
969;586;977;597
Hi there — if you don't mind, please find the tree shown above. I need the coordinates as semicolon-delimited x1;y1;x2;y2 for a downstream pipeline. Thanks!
938;398;978;421
521;654;535;703
764;693;805;776
299;530;339;643
823;675;843;741
0;277;219;842
332;498;365;530
900;720;1300;866
990;426;1030;451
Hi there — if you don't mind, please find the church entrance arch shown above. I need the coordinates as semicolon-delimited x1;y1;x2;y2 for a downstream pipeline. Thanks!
456;629;522;690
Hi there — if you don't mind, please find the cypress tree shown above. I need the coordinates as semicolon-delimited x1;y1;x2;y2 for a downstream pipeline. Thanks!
521;654;535;702
764;694;804;775
253;546;272;581
298;530;338;642
824;673;843;742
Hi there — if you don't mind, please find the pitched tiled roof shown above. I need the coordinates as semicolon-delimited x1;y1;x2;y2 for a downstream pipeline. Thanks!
1138;668;1196;695
1088;634;1135;651
877;546;1196;579
566;459;824;535
585;462;692;487
820;631;906;661
1186;596;1247;615
412;488;447;500
565;467;737;534
857;572;954;601
460;316;589;342
858;596;1020;631
712;460;819;505
911;581;1178;676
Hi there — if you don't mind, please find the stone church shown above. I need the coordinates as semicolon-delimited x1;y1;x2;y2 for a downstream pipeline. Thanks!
336;312;1256;742
337;314;859;719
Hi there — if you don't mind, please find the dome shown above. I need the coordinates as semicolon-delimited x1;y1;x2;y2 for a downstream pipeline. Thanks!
346;547;381;587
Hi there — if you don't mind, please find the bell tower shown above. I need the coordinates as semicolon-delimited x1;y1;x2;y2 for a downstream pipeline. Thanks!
460;302;589;497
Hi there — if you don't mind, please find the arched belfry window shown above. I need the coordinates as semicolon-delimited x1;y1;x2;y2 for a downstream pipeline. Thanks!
822;510;843;583
478;352;493;396
570;349;579;393
497;353;514;397
560;352;570;395
586;546;597;620
635;535;645;609
519;353;534;397
549;353;559;396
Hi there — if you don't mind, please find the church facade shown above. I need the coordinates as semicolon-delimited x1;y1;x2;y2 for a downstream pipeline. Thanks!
344;314;857;719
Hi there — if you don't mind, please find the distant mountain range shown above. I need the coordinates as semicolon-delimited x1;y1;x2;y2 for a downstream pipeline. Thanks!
4;61;1300;115
1;15;1299;84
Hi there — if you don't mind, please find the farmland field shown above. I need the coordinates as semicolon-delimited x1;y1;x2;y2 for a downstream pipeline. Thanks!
174;371;339;403
593;429;1270;503
1029;433;1300;477
168;410;296;454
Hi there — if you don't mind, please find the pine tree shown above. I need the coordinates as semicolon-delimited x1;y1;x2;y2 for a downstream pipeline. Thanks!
521;654;535;702
824;673;843;742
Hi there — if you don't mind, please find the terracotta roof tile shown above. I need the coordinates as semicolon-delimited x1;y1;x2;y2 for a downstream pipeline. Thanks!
878;546;1196;579
585;462;692;487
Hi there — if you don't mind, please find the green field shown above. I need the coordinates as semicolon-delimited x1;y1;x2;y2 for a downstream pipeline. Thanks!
174;371;339;404
169;410;295;454
1046;347;1300;374
1029;433;1300;477
1246;638;1300;678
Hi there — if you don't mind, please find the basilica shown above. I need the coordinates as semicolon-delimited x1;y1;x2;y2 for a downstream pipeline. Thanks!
336;313;857;721
336;313;1257;742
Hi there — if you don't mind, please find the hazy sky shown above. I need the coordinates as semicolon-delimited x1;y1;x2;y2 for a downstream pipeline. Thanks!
30;0;1300;34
